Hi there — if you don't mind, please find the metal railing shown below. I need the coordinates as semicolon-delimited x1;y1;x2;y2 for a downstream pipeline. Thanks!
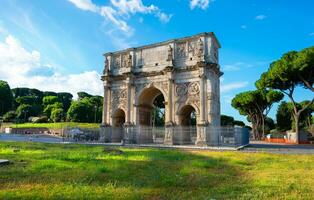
60;125;249;148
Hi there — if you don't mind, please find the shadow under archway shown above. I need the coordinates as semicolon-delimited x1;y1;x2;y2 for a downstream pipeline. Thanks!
138;87;165;127
137;87;165;144
112;108;125;142
178;105;196;126
113;109;125;127
176;105;197;144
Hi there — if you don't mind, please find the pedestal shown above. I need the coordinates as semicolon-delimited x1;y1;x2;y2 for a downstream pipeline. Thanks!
164;125;174;145
195;124;208;146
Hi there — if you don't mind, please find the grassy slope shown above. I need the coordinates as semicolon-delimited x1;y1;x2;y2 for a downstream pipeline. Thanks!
0;142;313;200
5;122;100;129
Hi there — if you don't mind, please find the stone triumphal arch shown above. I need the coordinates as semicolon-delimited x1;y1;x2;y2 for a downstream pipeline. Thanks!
101;32;223;145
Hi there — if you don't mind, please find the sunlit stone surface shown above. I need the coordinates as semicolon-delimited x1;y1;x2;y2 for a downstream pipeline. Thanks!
101;32;222;145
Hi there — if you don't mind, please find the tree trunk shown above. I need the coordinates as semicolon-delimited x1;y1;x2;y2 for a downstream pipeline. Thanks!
251;123;256;140
261;115;265;139
294;114;300;144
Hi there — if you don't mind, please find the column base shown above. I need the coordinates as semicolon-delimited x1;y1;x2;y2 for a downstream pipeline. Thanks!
164;125;174;145
195;140;207;146
195;124;208;146
99;125;112;143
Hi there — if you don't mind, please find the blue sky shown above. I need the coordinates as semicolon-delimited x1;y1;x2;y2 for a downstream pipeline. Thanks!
0;0;313;123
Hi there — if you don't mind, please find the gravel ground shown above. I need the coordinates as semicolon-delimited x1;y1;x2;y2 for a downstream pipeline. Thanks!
0;133;64;143
241;141;314;154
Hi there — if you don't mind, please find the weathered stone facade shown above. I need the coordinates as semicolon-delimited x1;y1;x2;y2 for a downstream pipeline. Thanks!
101;32;222;145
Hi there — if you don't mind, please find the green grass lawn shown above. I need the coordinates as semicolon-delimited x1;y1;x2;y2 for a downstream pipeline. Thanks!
5;122;100;129
0;142;313;200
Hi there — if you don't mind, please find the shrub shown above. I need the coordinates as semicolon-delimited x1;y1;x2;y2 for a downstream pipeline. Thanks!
67;99;93;122
16;104;35;121
32;116;49;123
51;108;64;122
3;111;17;122
43;102;63;118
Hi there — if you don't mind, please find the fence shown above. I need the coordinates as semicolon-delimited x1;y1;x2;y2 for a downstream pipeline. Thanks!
210;126;250;147
61;125;249;148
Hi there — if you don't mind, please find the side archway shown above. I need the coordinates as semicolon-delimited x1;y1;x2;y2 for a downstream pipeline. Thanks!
175;104;198;144
111;108;125;142
178;105;197;126
112;108;125;127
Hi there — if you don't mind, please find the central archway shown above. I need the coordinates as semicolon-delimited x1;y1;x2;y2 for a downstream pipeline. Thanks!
137;86;165;143
138;87;165;126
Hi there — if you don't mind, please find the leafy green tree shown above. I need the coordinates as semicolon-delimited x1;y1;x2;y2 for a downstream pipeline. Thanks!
43;102;63;118
42;96;63;120
264;117;275;134
67;99;93;122
276;101;292;131
16;104;38;121
57;92;73;112
294;46;314;92
221;115;234;126
0;80;13;116
234;120;245;127
295;101;314;130
232;91;261;139
11;88;30;98
3;111;17;122
42;96;60;106
15;96;38;105
152;94;165;126
256;48;314;142
43;91;57;97
11;88;43;108
88;96;103;123
77;92;92;100
51;108;64;122
232;89;282;139
254;89;284;136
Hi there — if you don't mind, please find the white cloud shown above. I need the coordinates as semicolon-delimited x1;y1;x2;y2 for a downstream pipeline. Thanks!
221;82;249;93
100;6;133;34
67;0;171;35
110;0;157;15
190;0;212;10
0;35;102;98
156;12;173;23
240;25;247;29
68;0;98;12
222;65;240;72
222;62;246;72
109;0;172;23
255;15;266;20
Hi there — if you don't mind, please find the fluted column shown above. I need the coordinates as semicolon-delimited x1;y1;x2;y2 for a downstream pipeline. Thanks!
166;78;174;124
102;84;110;125
125;76;132;125
199;74;207;125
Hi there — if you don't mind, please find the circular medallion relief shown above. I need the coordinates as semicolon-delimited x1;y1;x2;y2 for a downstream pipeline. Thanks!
188;82;200;95
176;84;187;96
